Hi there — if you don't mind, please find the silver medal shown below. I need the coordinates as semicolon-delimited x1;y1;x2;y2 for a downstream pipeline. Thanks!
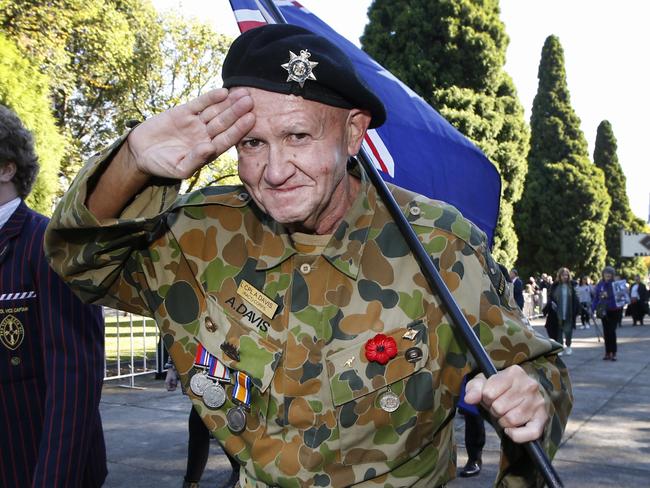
190;372;211;396
202;382;227;409
378;388;400;412
226;406;247;433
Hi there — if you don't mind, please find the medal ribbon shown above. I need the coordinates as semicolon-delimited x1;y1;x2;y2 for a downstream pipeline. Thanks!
207;355;231;382
232;371;252;408
194;343;211;368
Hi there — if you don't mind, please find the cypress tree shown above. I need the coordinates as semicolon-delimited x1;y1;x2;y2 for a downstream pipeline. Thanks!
361;0;529;268
515;35;610;277
593;120;646;278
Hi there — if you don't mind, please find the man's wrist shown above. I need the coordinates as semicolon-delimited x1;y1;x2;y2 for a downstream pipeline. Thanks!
86;136;151;219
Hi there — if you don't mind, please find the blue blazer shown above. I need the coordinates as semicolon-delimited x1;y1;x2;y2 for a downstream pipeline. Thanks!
0;201;107;487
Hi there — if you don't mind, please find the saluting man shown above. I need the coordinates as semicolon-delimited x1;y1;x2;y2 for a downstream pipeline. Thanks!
46;25;572;488
0;105;107;487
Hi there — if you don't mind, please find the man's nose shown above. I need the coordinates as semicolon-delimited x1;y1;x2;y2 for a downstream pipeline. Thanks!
264;146;296;186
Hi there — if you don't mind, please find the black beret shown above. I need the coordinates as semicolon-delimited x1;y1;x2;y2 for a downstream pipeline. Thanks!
222;24;386;128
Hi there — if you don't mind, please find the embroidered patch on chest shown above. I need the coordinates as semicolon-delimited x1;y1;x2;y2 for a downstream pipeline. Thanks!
0;314;25;350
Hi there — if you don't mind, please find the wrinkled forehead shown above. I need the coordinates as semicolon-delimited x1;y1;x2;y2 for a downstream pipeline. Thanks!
244;87;348;126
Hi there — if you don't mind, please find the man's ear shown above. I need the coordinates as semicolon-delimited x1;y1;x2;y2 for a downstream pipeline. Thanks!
346;109;372;156
0;162;16;183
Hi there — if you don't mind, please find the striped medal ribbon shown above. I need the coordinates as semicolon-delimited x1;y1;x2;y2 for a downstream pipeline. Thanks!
190;343;213;397
227;371;251;433
202;354;229;409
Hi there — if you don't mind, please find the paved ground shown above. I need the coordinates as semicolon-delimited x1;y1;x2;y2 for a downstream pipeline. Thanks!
100;316;650;487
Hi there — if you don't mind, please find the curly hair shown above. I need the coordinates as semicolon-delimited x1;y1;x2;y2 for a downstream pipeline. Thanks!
0;104;39;199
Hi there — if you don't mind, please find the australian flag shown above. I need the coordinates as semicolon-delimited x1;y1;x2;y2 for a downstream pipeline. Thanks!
228;0;501;245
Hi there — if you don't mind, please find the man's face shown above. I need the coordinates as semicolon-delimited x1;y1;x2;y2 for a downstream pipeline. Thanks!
235;88;365;232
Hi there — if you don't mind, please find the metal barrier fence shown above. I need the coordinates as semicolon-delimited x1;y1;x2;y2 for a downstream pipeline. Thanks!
103;307;166;387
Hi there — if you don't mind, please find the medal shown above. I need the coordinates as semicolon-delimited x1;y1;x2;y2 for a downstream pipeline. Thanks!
190;343;213;396
226;405;247;433
202;382;227;409
379;387;400;412
201;353;231;408
190;371;211;396
226;371;252;433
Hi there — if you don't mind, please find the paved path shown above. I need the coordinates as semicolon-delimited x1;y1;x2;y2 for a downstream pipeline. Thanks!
100;317;650;487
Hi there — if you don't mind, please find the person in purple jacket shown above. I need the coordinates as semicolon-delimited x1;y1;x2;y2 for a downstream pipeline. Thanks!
592;266;621;361
0;104;107;487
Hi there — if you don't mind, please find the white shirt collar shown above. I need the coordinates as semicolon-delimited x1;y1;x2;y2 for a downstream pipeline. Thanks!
0;197;21;230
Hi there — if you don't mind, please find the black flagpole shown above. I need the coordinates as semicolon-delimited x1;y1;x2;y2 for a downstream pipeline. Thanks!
257;2;563;486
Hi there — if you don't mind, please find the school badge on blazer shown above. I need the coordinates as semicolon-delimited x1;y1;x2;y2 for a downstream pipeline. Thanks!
0;314;25;350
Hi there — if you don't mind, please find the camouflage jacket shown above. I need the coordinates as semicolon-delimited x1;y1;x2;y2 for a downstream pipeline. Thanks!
45;138;572;488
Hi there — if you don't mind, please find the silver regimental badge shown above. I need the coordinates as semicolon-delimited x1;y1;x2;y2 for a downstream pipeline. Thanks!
202;382;227;409
190;372;212;396
281;50;318;87
379;387;400;413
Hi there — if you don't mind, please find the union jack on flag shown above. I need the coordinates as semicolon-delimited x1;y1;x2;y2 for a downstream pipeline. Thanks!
228;0;501;244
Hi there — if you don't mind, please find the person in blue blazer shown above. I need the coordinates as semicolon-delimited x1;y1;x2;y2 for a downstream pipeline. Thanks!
0;104;107;487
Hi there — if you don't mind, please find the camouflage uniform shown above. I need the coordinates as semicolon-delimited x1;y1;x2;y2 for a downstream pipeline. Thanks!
45;137;572;488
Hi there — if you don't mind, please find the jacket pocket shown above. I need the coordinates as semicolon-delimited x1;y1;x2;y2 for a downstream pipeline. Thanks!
196;294;283;395
326;322;437;467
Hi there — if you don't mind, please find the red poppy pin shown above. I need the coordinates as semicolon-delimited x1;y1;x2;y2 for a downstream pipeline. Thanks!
365;334;398;365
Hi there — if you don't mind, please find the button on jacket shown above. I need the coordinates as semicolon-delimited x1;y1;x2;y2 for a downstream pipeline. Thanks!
45;140;572;488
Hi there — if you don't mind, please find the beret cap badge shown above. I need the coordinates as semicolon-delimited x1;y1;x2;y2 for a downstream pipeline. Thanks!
281;49;318;88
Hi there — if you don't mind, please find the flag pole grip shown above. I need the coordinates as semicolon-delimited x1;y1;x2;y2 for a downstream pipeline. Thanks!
258;2;563;486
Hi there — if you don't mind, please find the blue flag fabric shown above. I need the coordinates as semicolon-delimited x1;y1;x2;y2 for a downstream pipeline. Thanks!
228;0;501;244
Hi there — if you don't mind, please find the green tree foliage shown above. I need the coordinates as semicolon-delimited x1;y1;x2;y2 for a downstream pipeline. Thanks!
0;1;233;190
361;0;529;267
593;120;646;278
0;34;65;214
515;35;610;278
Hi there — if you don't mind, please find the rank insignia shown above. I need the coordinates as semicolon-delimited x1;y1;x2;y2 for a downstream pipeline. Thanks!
0;314;24;350
221;341;240;362
281;50;318;87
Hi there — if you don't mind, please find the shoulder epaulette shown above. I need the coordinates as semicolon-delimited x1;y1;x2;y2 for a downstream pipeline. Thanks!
169;185;252;211
389;185;487;252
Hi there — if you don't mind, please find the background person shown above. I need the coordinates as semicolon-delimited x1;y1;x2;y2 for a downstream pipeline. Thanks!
509;268;525;310
628;274;648;326
457;377;485;478
575;276;593;329
0;105;106;487
543;267;580;355
593;266;621;361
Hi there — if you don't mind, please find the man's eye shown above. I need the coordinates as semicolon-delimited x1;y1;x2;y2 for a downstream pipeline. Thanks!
242;139;262;148
290;133;309;141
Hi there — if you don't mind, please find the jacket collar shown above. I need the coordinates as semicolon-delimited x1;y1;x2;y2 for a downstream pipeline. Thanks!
0;200;28;247
254;169;377;280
